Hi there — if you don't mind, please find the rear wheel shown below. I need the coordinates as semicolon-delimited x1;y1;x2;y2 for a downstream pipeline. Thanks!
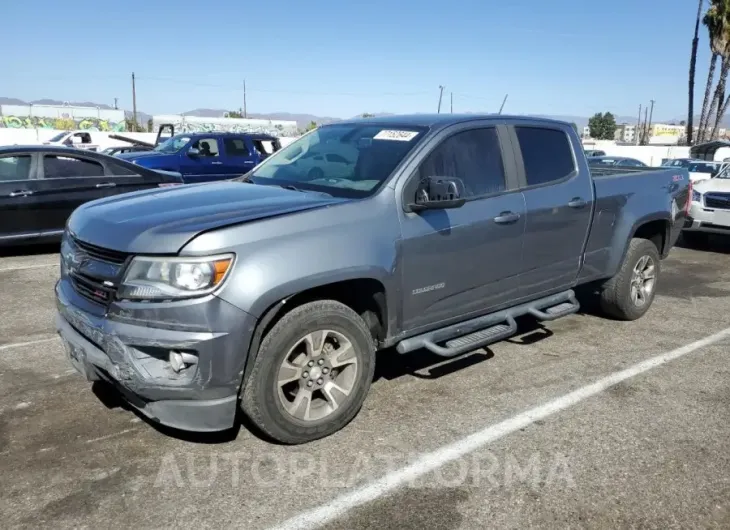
241;300;375;444
598;238;660;321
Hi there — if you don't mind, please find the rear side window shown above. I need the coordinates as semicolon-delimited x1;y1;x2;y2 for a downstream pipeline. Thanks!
0;155;32;181
419;127;505;197
106;160;139;176
515;127;575;186
224;138;250;156
43;155;104;178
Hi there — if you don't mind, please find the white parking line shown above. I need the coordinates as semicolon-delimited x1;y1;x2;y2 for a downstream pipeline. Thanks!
270;327;730;530
0;263;57;272
0;337;59;352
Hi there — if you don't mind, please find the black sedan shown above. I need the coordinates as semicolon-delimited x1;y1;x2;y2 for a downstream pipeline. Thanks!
587;156;647;167
0;145;183;245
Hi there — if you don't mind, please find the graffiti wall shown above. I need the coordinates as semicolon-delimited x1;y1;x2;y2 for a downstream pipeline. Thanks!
0;115;125;132
0;104;126;132
152;115;298;137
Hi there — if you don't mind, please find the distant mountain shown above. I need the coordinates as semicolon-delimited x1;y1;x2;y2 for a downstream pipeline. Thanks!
2;96;720;130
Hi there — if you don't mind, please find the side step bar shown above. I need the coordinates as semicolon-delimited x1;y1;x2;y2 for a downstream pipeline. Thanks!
396;290;579;358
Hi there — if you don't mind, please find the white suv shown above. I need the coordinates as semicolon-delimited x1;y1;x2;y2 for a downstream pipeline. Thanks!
684;168;730;243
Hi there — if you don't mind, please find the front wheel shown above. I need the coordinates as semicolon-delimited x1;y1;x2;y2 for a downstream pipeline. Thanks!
598;238;661;321
241;300;375;444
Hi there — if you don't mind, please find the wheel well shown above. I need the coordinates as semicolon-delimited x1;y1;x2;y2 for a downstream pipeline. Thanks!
262;279;388;344
633;220;667;254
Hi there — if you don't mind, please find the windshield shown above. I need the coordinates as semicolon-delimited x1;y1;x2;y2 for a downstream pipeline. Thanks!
154;135;192;154
688;162;717;174
241;123;427;197
48;132;69;143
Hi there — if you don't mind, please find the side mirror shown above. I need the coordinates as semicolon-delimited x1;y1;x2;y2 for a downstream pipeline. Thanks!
71;136;82;145
409;176;466;211
188;147;200;157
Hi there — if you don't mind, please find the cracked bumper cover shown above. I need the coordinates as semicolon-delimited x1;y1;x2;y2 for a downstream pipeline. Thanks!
55;278;256;432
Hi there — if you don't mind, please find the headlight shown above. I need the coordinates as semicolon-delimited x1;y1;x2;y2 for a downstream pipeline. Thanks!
118;254;234;300
692;190;702;202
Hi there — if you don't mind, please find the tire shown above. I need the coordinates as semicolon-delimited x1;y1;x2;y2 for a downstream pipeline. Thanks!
307;167;325;180
241;300;376;445
598;238;661;321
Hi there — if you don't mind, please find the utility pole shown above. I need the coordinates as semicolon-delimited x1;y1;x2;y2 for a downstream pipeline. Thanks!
636;104;642;145
243;79;248;118
131;72;138;130
647;99;655;144
450;92;453;113
437;85;445;113
498;94;508;114
642;107;649;145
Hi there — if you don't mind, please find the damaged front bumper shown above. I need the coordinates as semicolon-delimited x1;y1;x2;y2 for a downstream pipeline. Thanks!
55;278;256;432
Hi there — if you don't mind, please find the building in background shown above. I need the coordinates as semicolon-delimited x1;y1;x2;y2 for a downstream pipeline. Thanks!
615;123;637;143
0;104;125;131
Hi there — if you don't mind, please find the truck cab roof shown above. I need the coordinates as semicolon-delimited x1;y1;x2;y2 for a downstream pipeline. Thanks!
335;113;574;131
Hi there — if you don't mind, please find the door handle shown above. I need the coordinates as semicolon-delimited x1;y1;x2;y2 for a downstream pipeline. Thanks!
244;161;255;165
568;197;587;208
493;211;520;224
211;161;223;165
95;182;116;189
9;190;33;198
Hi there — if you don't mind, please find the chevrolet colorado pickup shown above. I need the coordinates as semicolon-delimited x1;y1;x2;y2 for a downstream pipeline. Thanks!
55;114;691;444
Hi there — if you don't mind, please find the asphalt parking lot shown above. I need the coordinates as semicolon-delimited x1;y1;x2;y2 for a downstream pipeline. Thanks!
1;238;730;529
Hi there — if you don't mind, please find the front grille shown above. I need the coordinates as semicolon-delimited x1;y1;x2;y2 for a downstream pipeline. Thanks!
72;237;129;265
71;273;116;305
66;237;128;306
704;192;730;210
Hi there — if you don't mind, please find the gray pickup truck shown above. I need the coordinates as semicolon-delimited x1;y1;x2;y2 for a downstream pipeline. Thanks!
55;114;691;444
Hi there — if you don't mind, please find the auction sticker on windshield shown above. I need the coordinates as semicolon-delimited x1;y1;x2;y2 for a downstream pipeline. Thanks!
373;129;419;141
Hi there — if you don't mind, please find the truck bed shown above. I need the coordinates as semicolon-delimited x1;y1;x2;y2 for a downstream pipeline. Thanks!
589;166;672;178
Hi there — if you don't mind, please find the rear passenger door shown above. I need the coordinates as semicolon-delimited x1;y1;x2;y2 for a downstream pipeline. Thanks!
35;153;111;232
222;136;257;176
510;123;594;297
398;123;526;332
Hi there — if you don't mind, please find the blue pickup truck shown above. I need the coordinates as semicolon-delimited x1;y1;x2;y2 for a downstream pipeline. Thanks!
116;132;281;183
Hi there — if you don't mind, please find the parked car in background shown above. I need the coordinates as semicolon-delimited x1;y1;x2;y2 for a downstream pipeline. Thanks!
55;114;690;444
42;130;104;151
101;145;153;156
587;156;647;167
116;132;282;183
584;149;606;157
0;146;183;245
684;166;730;244
686;161;723;182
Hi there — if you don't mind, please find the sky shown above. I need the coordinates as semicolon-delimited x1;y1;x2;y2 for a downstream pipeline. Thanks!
0;0;707;120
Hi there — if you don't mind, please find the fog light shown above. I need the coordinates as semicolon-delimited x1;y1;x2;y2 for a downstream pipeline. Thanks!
169;351;184;373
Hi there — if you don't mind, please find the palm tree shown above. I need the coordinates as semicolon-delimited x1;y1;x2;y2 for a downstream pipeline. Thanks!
687;0;704;145
698;1;729;142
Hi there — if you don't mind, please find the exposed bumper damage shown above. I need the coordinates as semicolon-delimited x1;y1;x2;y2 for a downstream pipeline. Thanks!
55;278;256;432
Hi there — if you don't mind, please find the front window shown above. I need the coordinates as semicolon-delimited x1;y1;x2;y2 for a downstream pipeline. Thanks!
240;123;427;197
154;135;192;154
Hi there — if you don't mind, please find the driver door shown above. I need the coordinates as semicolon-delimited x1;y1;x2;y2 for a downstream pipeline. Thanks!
180;137;225;183
396;123;526;333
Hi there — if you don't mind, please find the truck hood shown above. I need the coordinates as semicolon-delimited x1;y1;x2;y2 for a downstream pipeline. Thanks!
694;178;730;193
67;182;347;254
